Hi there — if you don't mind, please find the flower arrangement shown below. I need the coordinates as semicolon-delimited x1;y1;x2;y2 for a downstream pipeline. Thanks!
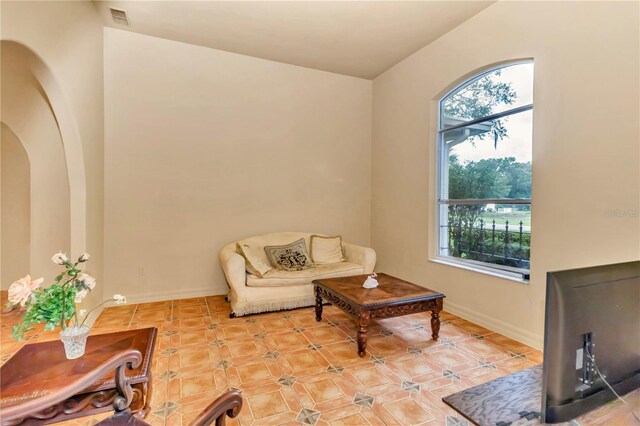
8;251;126;341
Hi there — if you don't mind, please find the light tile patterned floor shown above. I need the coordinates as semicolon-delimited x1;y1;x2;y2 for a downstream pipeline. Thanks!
1;294;638;425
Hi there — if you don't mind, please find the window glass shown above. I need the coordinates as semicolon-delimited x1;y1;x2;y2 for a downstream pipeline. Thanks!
437;62;533;277
441;63;534;127
442;110;532;200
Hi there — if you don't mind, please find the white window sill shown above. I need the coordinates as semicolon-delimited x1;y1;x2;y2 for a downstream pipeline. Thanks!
429;257;530;284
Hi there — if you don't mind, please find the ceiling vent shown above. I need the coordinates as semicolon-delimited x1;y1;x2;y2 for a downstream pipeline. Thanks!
109;8;129;26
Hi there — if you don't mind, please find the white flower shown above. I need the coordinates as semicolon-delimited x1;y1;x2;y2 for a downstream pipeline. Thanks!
78;252;90;262
76;273;96;290
8;275;44;307
113;294;127;305
74;289;88;303
78;309;88;317
52;252;70;265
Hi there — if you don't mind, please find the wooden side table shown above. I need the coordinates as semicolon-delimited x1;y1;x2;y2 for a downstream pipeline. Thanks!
313;273;445;356
0;327;157;425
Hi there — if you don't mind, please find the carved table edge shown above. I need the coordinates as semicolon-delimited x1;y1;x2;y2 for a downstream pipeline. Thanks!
0;328;158;408
314;283;445;311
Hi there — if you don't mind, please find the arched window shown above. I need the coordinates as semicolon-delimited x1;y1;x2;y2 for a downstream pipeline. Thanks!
437;61;533;280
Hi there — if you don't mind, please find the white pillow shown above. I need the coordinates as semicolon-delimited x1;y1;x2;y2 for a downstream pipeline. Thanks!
310;235;344;264
236;243;272;277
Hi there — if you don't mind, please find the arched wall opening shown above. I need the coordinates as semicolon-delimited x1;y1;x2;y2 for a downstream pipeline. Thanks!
1;124;30;287
0;41;85;287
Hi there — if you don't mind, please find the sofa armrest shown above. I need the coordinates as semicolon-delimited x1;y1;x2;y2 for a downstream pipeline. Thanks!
343;243;376;274
219;245;247;300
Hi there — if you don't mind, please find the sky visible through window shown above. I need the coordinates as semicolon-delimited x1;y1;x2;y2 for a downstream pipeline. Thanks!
439;63;533;273
450;63;533;163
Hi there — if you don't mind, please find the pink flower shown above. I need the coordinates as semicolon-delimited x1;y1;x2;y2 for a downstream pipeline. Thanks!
8;275;44;307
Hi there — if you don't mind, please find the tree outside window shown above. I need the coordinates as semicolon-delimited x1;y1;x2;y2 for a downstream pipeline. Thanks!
437;62;533;279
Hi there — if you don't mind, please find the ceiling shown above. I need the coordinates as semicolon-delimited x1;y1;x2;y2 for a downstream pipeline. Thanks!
96;1;493;80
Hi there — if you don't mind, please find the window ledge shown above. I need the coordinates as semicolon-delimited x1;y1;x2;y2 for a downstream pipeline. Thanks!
429;257;530;284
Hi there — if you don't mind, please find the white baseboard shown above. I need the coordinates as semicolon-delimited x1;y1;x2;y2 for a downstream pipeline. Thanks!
125;287;229;305
444;300;543;350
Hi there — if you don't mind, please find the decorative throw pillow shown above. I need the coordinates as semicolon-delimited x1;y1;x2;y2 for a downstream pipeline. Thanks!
236;243;272;277
264;238;314;271
310;235;344;264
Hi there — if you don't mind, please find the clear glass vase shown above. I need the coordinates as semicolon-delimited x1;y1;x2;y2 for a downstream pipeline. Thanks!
60;325;90;359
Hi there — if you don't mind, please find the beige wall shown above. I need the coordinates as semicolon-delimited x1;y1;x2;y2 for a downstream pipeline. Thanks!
1;1;104;308
1;124;30;289
3;1;636;347
104;28;372;302
1;46;71;286
372;1;640;349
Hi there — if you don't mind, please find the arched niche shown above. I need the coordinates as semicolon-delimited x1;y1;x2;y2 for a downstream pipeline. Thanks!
1;40;86;284
1;124;30;287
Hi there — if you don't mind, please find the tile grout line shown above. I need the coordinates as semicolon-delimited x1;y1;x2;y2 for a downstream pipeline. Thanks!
160;301;168;426
228;308;314;425
299;313;345;424
311;311;390;426
205;297;242;426
126;304;138;328
164;300;174;426
4;297;545;426
427;322;536;375
294;309;390;426
279;311;314;425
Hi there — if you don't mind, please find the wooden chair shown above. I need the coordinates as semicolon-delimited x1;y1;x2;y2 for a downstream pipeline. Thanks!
0;349;242;426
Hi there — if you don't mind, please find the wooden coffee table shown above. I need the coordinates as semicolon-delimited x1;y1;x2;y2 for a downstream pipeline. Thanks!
313;273;445;356
0;327;157;424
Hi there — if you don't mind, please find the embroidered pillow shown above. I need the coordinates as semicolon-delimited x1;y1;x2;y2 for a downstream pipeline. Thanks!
310;235;344;264
236;243;272;277
264;238;313;271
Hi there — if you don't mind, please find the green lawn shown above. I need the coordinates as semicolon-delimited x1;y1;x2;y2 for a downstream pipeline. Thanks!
479;211;531;227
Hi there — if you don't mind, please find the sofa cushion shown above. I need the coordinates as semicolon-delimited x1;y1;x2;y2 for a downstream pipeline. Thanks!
236;243;272;277
237;233;321;271
310;235;344;264
246;261;364;287
264;238;314;271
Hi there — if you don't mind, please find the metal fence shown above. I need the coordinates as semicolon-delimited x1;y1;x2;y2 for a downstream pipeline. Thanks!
442;219;530;269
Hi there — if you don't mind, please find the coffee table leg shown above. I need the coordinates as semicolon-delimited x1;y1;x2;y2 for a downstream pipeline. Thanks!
315;286;323;321
430;299;443;340
357;311;370;357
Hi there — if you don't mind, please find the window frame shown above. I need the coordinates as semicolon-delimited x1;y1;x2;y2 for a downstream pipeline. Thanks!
435;61;533;281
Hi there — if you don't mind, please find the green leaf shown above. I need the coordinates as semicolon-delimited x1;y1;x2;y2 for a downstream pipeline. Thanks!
12;324;24;341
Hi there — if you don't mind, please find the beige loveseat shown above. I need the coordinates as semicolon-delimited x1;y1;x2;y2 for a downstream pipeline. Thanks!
219;232;376;317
